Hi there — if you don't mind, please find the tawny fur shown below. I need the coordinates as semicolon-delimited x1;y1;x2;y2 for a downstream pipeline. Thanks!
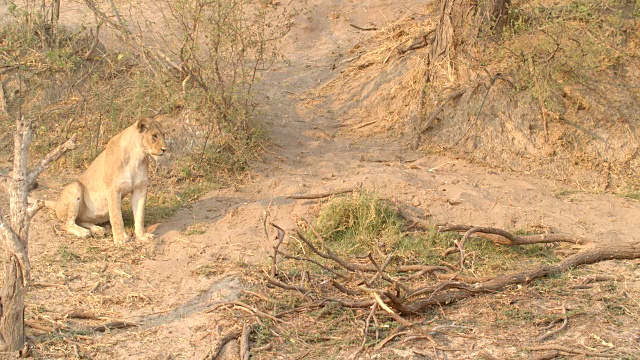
47;118;167;244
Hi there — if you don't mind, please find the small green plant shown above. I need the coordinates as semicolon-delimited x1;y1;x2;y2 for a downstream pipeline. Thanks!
183;223;207;236
619;188;640;200
311;190;404;257
59;245;81;262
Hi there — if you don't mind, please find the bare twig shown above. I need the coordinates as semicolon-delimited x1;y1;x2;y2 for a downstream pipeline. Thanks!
264;275;312;297
524;344;617;358
203;329;241;360
349;23;378;31
360;302;377;349
269;223;285;277
240;323;252;360
439;225;582;245
420;89;465;133
286;189;354;200
91;321;138;332
83;20;103;60
27;133;78;186
536;304;568;342
213;301;282;323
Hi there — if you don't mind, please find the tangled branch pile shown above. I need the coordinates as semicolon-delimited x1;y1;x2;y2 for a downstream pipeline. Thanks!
239;192;640;357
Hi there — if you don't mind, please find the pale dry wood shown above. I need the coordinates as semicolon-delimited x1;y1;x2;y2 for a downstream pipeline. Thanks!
240;323;251;360
285;189;354;200
524;344;617;358
0;116;76;351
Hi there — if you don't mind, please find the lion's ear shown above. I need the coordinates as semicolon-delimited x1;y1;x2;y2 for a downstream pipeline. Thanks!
137;118;151;133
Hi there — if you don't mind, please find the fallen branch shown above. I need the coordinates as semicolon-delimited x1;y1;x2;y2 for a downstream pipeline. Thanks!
536;304;568;342
240;323;252;360
419;89;465;133
439;225;582;246
349;23;378;31
212;301;282;324
524;344;617;358
285;189;354;200
203;329;242;360
91;321;138;332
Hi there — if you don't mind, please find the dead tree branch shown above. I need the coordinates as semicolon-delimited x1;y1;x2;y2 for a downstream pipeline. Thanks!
286;189;354;200
419;89;465;133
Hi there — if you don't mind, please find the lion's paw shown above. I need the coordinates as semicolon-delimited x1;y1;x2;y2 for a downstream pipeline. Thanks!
113;234;132;244
136;232;156;241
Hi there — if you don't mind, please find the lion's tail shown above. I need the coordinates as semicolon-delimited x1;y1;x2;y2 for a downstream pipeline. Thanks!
27;196;56;210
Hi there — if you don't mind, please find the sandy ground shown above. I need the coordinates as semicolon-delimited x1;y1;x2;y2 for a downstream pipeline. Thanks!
2;0;639;359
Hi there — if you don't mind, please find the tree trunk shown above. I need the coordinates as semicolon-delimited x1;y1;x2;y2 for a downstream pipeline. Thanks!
0;118;31;352
0;117;76;353
428;0;511;81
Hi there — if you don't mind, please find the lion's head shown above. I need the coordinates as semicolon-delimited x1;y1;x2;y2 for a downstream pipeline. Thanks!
137;118;167;158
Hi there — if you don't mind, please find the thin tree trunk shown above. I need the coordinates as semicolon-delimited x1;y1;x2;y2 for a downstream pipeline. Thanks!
0;117;76;353
428;0;511;81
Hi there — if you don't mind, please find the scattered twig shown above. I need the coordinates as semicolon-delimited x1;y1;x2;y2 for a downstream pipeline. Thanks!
83;20;103;60
536;304;568;342
203;329;242;360
213;301;282;323
373;293;412;327
66;310;99;320
349;23;378;31
360;302;378;349
285;189;354;200
439;225;582;245
420;89;465;133
524;344;617;358
269;223;285;277
91;321;138;332
24;320;56;333
264;275;312;297
374;329;408;350
240;323;252;360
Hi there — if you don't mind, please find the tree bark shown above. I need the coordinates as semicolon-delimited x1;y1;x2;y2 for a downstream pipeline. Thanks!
428;0;511;81
0;117;76;352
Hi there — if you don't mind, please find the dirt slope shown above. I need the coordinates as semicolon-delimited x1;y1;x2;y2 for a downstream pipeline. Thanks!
11;0;640;359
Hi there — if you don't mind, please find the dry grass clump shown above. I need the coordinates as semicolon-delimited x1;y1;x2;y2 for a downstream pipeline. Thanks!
314;9;438;136
314;0;640;190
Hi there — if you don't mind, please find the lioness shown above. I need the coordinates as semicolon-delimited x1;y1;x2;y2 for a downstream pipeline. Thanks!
47;118;167;244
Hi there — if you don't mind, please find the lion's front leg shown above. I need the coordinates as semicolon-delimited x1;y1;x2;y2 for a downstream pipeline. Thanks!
131;185;154;241
107;189;130;244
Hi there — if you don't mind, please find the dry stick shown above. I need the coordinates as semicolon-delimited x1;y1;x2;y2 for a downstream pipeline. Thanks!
27;133;78;186
420;89;465;133
204;329;242;360
367;253;409;293
264;275;312;296
92;321;138;332
278;250;347;278
373;293;412;327
269;223;285;278
360;302;378;349
240;323;251;360
331;280;359;296
349;23;378;31
523;344;617;358
374;330;409;351
285;189;354;200
215;301;282;323
439;225;582;245
536;304;568;342
450;74;513;148
83;20;103;60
